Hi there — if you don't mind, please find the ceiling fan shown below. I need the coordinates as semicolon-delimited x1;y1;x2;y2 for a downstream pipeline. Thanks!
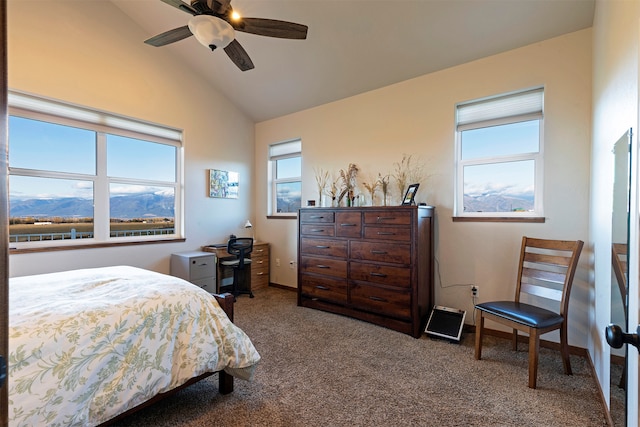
144;0;308;71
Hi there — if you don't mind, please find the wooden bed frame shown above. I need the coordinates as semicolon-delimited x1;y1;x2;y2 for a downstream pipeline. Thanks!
99;292;236;426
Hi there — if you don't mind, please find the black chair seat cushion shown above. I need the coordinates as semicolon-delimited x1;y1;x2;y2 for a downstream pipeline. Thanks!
475;301;563;329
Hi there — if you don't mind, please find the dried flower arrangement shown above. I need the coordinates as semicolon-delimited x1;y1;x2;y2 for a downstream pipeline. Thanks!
337;163;359;206
378;173;391;206
309;154;426;208
392;154;425;203
362;174;381;206
314;167;330;206
327;178;340;207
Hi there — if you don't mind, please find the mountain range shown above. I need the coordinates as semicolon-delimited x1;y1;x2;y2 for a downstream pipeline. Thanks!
10;193;174;219
463;193;534;213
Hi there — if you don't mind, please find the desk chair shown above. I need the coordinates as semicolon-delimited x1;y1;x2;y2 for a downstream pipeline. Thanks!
220;237;254;298
474;236;583;389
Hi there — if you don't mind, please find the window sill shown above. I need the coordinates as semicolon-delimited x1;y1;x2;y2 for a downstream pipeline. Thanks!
9;238;186;254
452;216;545;223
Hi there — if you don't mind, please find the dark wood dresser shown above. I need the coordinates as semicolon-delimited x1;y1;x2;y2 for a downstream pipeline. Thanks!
297;206;434;338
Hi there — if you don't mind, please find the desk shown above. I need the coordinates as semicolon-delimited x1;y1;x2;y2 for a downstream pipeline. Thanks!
202;242;270;294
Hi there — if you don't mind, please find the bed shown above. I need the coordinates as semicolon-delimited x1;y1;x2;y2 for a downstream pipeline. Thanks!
8;265;261;427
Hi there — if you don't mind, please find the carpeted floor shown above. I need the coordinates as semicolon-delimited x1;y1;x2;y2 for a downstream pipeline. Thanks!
115;287;609;427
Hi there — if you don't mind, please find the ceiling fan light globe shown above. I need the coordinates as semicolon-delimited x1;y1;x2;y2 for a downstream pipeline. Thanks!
188;15;235;49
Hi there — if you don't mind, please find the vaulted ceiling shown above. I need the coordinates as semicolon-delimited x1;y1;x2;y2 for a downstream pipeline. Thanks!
111;0;595;123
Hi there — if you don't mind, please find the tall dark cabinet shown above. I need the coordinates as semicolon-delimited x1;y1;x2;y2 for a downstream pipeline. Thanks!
297;206;434;338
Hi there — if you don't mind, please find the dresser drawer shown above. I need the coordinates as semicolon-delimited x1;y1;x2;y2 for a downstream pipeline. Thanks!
300;210;335;223
350;241;411;265
336;211;362;238
192;277;216;294
252;245;268;259
364;226;411;242
300;274;347;304
301;238;347;257
189;255;216;280
300;224;336;237
364;210;411;225
349;261;411;287
350;283;411;319
251;268;269;289
251;255;268;269
300;256;347;278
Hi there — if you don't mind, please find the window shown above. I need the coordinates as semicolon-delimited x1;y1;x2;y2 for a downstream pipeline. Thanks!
269;139;301;215
455;88;544;219
8;91;183;248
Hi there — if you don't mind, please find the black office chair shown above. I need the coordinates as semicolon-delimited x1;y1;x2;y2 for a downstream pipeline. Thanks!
221;237;254;298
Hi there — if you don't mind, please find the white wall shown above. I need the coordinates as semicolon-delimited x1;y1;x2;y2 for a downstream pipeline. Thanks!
591;0;640;421
256;30;593;348
7;0;255;276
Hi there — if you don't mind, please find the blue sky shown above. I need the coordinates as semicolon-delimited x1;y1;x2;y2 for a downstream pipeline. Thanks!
461;120;538;198
9;116;176;200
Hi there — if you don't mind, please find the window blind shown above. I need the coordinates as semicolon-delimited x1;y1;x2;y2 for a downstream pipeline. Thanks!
457;88;543;131
8;90;182;142
269;139;301;159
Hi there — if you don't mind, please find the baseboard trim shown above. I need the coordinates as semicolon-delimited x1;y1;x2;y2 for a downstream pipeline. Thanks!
464;324;587;357
268;282;297;292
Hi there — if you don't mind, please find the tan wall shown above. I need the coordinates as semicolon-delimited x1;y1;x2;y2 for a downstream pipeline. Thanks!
255;30;593;348
7;0;254;276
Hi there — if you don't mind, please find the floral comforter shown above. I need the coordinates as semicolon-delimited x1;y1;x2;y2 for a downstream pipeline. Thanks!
8;266;261;427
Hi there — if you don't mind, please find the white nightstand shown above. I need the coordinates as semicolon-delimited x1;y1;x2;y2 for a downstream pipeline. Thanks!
170;251;216;294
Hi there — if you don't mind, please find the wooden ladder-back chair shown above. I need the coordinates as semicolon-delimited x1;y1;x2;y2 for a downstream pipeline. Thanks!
474;236;584;389
611;243;628;389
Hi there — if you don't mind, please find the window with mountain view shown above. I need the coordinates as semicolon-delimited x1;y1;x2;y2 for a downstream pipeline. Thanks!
269;139;301;215
8;91;183;248
455;88;544;219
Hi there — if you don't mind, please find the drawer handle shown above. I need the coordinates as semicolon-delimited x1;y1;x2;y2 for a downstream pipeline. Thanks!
376;216;396;222
256;272;264;276
309;215;325;219
256;260;264;264
340;223;357;227
377;232;395;236
316;265;330;269
310;229;326;233
370;250;387;254
255;249;264;253
315;245;330;249
370;272;387;278
368;296;388;302
315;285;330;290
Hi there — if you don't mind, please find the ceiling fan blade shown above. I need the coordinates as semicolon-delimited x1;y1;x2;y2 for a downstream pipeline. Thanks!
160;0;199;15
235;18;308;40
144;26;193;47
224;39;255;71
206;0;231;14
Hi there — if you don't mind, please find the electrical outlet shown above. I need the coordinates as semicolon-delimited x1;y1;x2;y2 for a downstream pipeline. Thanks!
471;285;479;298
276;258;281;267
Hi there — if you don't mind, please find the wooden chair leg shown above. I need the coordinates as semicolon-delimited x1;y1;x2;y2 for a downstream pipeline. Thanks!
559;322;572;375
474;310;484;360
528;328;540;389
512;329;518;351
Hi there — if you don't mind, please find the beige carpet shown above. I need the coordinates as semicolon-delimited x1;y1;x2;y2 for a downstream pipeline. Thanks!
115;287;609;427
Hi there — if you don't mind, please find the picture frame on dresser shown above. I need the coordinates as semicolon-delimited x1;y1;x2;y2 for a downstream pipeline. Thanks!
401;183;419;205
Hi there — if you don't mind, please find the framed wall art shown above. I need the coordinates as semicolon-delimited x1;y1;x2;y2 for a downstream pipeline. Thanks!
209;169;239;199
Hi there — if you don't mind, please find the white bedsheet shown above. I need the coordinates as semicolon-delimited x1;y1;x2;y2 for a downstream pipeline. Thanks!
8;266;260;427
